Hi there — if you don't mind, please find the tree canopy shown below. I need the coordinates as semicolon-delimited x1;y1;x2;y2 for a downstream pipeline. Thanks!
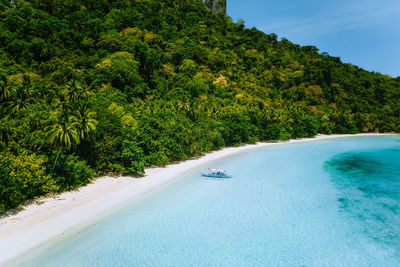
0;0;399;212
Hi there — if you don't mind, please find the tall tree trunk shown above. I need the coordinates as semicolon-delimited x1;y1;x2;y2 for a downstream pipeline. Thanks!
52;148;61;171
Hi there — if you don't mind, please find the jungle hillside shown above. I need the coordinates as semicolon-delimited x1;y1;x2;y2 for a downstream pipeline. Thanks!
0;0;399;213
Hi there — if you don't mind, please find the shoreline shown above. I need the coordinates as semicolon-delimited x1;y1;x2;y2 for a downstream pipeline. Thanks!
0;133;397;265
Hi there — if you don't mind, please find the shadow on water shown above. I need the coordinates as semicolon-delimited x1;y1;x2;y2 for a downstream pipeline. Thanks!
324;148;400;257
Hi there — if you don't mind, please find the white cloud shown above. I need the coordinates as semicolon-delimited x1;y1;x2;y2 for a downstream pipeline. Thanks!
259;2;400;39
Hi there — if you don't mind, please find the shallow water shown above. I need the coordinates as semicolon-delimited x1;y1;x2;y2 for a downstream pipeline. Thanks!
325;146;400;259
17;136;400;266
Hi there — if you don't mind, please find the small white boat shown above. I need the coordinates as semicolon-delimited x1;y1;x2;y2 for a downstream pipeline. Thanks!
201;168;232;178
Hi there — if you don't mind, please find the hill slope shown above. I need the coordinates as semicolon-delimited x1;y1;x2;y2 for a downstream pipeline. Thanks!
0;0;399;212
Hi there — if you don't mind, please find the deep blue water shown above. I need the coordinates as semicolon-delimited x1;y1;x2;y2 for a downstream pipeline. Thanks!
16;136;400;266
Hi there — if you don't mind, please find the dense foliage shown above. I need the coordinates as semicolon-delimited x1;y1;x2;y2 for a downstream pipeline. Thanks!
0;0;399;212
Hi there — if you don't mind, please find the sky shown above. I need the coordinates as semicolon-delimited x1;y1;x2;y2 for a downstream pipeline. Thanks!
227;0;400;77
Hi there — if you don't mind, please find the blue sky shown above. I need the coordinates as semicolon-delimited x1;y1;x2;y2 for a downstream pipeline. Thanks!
227;0;400;77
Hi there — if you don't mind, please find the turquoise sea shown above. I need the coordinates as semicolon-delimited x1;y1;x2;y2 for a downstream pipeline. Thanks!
16;136;400;266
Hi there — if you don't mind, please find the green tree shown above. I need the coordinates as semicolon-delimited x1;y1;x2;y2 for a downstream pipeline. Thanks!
5;76;35;115
121;140;145;175
46;116;80;170
0;150;50;212
73;104;97;139
0;74;13;103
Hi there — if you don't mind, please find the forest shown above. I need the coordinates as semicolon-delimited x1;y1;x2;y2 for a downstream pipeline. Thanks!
0;0;399;213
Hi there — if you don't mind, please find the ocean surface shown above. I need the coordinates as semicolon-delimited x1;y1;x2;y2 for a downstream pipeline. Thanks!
16;136;400;266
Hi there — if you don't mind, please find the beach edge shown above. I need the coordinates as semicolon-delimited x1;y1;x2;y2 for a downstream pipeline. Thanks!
0;133;398;265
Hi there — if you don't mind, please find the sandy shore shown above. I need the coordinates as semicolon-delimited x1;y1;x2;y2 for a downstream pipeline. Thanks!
0;133;397;265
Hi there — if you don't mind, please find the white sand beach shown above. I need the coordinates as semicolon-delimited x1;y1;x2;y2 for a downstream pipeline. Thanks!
0;133;396;265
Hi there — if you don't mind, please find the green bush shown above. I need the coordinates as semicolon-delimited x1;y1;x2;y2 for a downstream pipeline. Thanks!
50;152;94;190
0;150;50;212
122;140;145;175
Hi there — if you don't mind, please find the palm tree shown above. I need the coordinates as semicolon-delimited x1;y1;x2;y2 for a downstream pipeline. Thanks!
79;84;93;100
73;104;97;139
5;88;34;114
46;116;80;170
4;76;35;115
0;75;13;103
21;74;34;97
62;80;92;102
61;80;80;103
